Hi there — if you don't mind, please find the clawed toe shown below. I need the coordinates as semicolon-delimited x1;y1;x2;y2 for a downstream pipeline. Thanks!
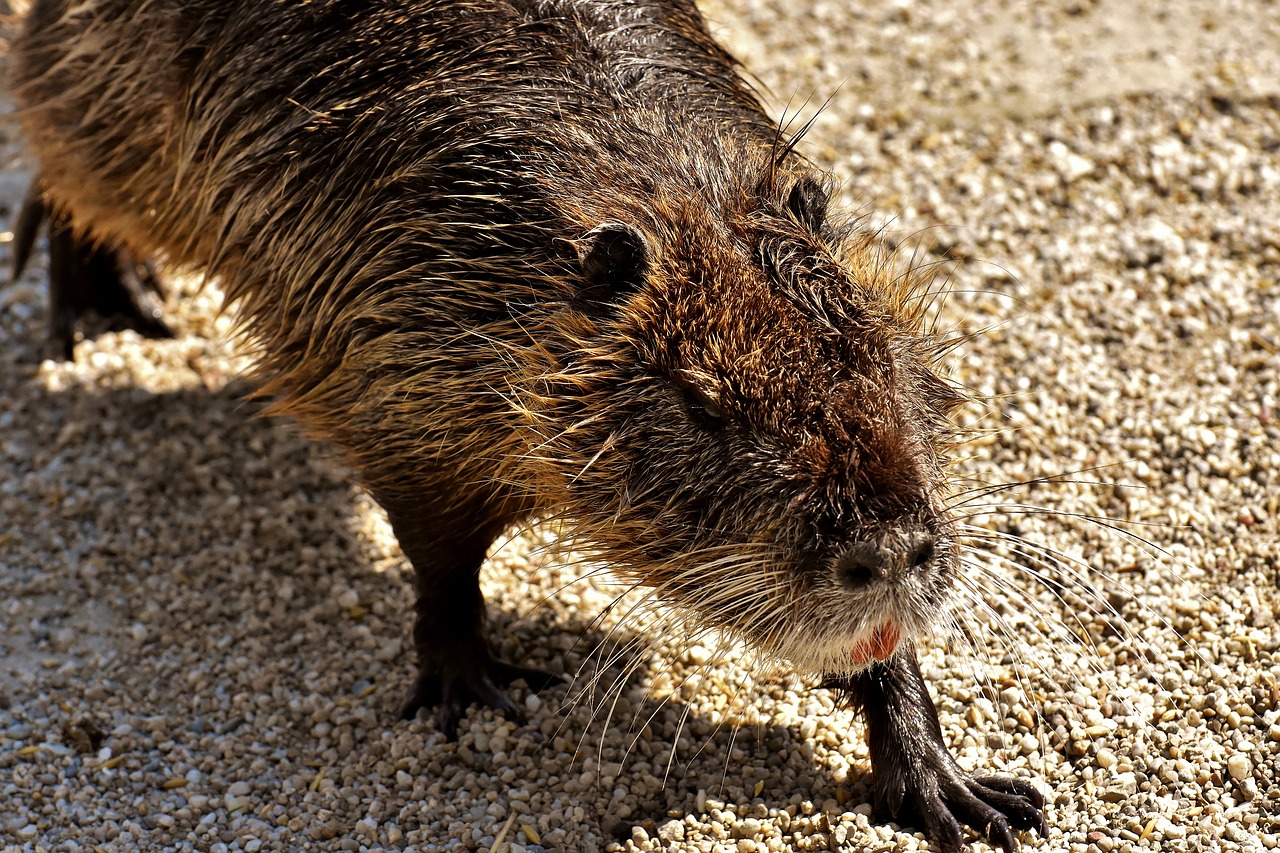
491;661;566;693
919;772;1045;853
971;775;1049;837
829;653;1048;853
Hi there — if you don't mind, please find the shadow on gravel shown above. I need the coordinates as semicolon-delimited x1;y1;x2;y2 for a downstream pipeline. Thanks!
3;366;856;845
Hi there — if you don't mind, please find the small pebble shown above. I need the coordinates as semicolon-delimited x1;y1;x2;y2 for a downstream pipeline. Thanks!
1227;755;1252;782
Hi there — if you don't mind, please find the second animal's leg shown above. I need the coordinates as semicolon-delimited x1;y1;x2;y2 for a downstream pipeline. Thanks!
826;648;1047;853
381;497;560;738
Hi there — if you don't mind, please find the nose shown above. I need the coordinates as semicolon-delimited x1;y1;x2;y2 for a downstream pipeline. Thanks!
834;524;936;590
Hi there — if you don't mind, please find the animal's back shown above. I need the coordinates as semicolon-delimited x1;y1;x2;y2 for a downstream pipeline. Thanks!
14;0;769;281
12;0;774;496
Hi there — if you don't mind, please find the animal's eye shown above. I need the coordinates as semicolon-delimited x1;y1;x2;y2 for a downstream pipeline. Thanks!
682;387;728;430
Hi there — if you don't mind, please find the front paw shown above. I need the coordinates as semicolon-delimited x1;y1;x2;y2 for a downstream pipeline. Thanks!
827;651;1048;853
877;761;1046;853
400;658;563;739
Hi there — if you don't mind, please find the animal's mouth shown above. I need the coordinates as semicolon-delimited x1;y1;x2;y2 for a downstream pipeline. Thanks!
849;620;902;664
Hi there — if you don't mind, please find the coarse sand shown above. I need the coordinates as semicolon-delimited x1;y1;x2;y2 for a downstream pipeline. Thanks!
1;1;1278;851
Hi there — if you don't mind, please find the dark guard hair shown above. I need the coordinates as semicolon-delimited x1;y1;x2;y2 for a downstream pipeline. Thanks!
11;1;1045;849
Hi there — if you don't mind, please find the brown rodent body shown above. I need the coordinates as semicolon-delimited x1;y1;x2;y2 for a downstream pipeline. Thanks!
12;1;1045;849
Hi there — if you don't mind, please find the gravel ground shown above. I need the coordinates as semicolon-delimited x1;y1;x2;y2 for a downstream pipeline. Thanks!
2;1;1279;851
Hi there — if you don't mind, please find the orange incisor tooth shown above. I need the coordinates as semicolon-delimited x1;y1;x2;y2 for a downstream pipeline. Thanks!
851;622;902;664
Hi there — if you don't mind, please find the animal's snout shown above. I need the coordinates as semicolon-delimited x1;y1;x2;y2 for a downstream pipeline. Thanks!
834;524;936;590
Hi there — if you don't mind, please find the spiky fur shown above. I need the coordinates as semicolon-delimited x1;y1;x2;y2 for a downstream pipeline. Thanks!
11;3;1063;847
12;0;966;670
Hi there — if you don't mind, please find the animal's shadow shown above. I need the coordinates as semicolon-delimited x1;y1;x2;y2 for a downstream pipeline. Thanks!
3;366;869;846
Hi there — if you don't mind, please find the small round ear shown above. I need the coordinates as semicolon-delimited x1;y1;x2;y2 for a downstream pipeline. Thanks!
786;175;828;233
575;222;649;315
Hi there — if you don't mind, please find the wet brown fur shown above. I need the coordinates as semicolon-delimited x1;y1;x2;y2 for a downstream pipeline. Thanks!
12;0;964;662
10;2;1047;849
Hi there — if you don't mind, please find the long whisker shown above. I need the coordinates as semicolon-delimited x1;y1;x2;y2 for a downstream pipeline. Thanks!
943;463;1144;508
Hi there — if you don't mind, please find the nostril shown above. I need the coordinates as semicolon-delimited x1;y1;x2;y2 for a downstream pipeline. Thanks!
910;534;936;570
835;540;887;590
835;527;938;589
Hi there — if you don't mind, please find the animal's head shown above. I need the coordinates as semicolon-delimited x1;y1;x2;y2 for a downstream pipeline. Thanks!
531;167;966;675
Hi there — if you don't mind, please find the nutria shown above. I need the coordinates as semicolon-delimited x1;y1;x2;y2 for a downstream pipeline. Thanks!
11;0;1045;849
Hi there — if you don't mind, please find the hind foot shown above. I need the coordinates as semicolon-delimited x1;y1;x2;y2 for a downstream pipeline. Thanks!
400;652;563;739
11;180;173;360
